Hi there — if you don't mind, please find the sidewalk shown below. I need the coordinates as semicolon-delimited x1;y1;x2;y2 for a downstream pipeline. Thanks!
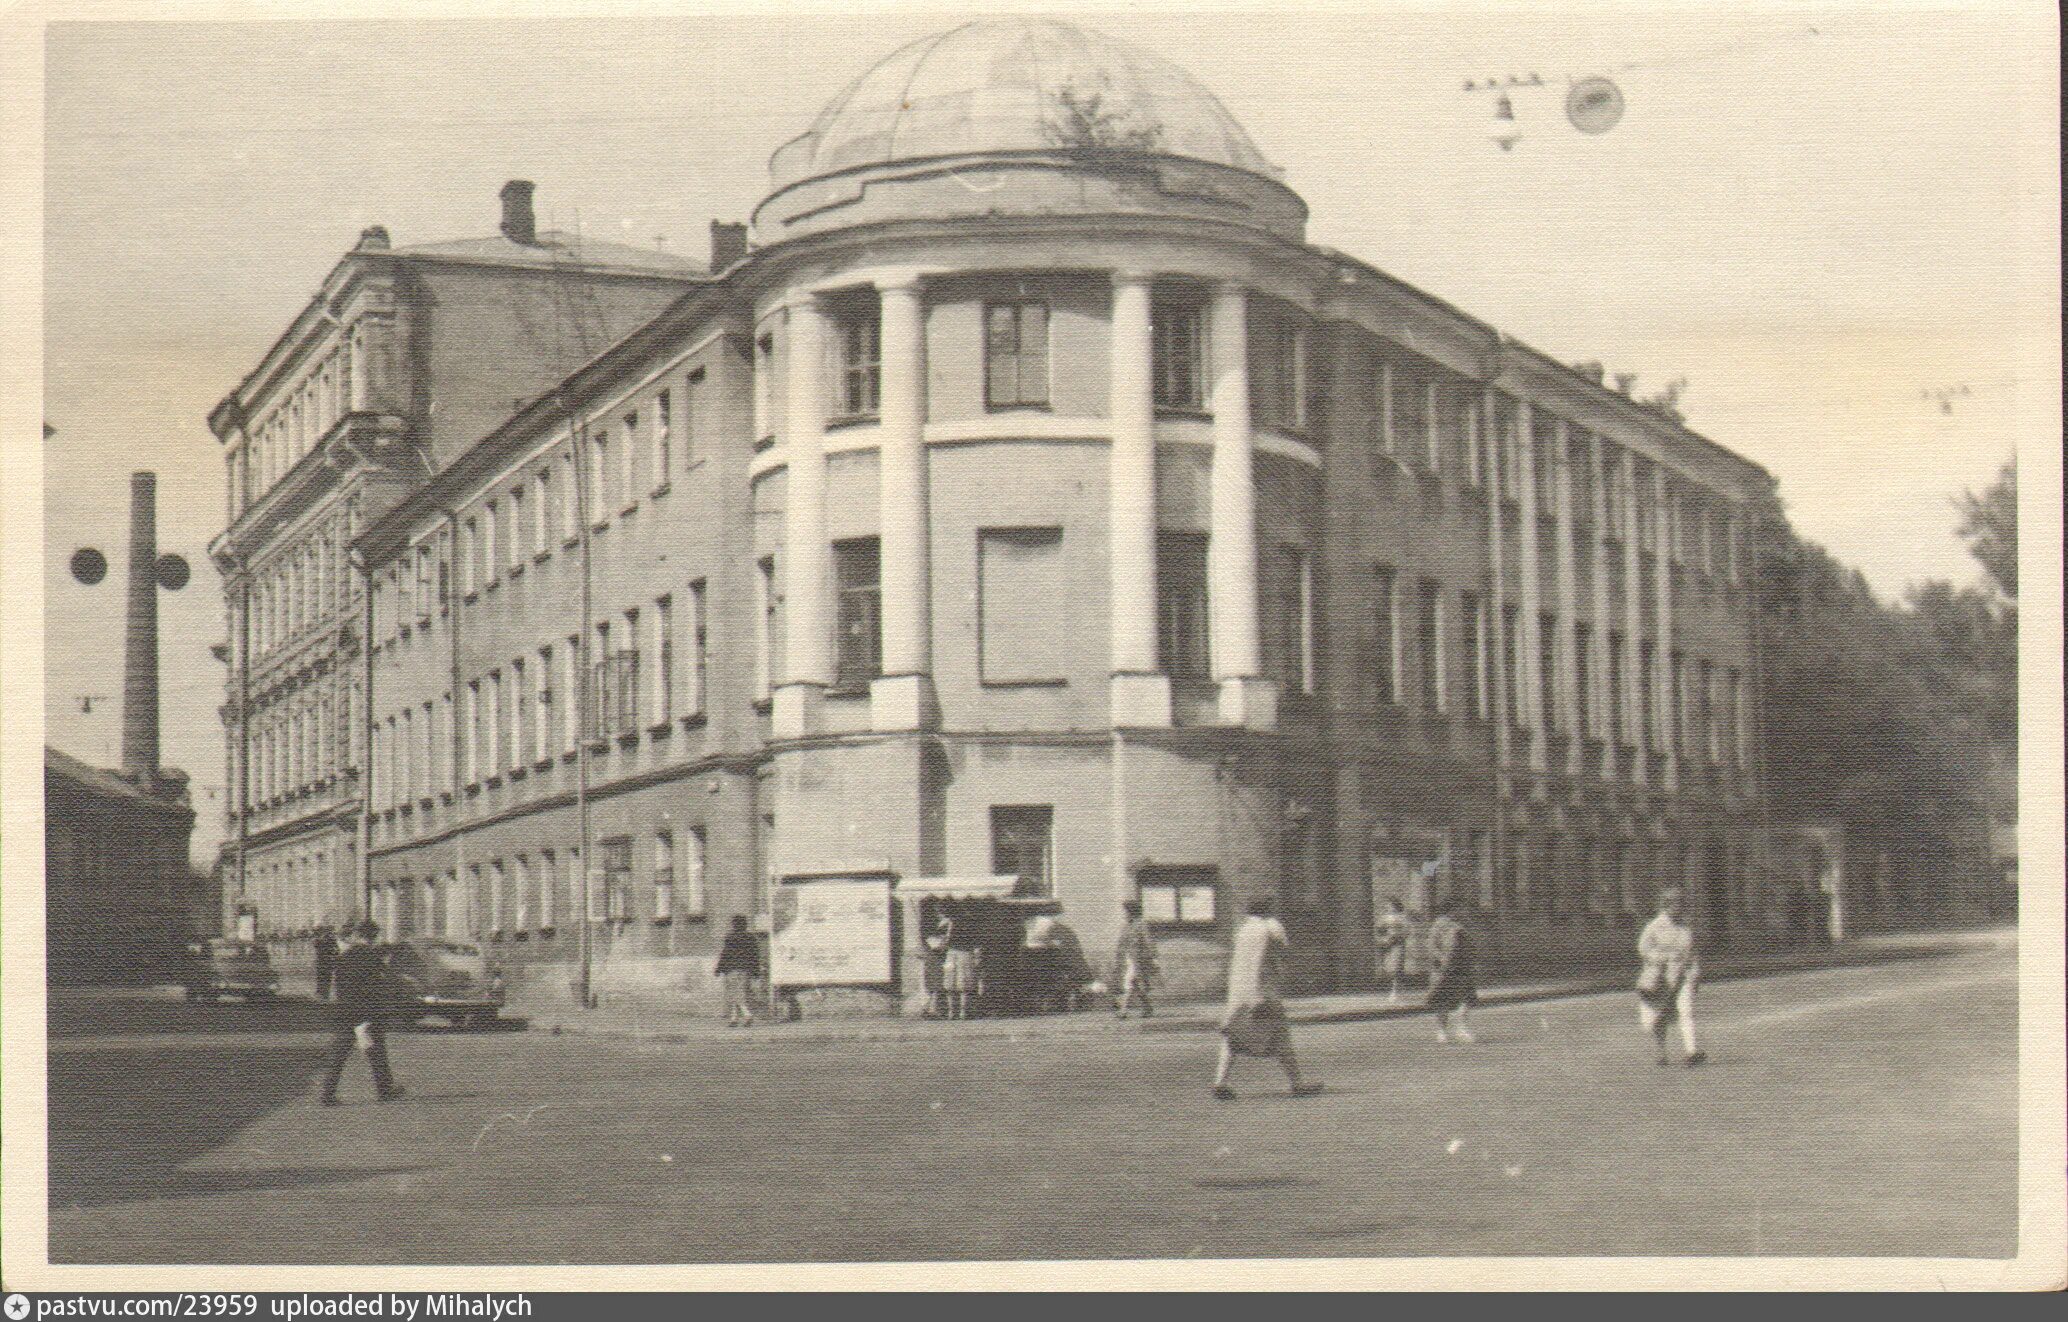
510;925;2012;1048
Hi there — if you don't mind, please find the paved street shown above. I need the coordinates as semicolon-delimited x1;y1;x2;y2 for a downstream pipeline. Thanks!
47;931;2017;1264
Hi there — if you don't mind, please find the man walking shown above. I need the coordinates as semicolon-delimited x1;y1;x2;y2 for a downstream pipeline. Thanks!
715;914;763;1027
1636;886;1707;1067
1426;900;1479;1044
319;921;404;1106
312;924;338;1001
1212;896;1321;1100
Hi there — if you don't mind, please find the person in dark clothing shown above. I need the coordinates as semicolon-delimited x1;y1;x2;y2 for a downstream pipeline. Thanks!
319;921;403;1105
714;915;763;1027
312;925;339;1001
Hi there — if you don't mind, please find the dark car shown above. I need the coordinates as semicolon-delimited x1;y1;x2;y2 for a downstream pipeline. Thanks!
178;938;280;1002
379;939;506;1028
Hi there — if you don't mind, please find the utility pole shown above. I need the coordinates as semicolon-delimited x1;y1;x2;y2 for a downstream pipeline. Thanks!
566;391;598;1010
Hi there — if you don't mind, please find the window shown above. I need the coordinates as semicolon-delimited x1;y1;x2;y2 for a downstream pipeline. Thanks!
561;450;580;540
976;529;1065;685
599;837;631;922
1374;567;1399;706
534;470;551;553
1250;308;1307;432
486;669;504;776
1461;591;1486;719
437;691;452;793
591;431;612;514
1137;866;1218;926
1265;547;1315;694
1698;659;1717;763
1539;613;1558;731
1156;532;1210;682
538;851;557;929
513;856;532;930
420;700;436;799
985;301;1050;408
833;538;881;692
1417;580;1444;712
683;826;707;917
756;556;778;701
652;831;675;922
534;648;553;763
990;806;1054;898
1452;383;1485;488
621;412;640;501
481;501;498;583
1151;296;1204;411
488;860;508;933
1668;651;1685;755
652;595;673;723
1734;669;1752;767
1392;364;1430;466
510;485;528;565
829;297;881;420
590;624;640;739
512;658;530;772
561;637;580;752
687;580;709;716
654;391;672;480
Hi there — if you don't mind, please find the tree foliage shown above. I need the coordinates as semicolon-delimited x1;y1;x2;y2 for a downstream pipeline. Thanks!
1956;460;2016;600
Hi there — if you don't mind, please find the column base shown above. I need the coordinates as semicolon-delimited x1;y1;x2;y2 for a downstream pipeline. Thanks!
1215;677;1279;730
869;673;938;732
771;682;825;740
1109;673;1172;728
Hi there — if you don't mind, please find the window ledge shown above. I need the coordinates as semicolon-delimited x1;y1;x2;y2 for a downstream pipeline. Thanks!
679;711;708;731
532;756;554;773
826;684;871;700
980;677;1068;689
484;579;500;594
826;414;880;431
563;535;580;552
652;916;673;928
647;720;674;737
615;730;641;748
483;774;503;790
508;563;525;581
534;549;551;566
752;698;773;715
618;503;640;520
592;520;610;534
561;749;579;765
651;482;671;500
984;401;1053;415
1154;407;1212;422
509;766;527;782
463;591;479;605
754;436;775;453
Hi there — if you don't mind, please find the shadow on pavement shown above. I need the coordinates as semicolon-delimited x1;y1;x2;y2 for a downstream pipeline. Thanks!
48;992;340;1038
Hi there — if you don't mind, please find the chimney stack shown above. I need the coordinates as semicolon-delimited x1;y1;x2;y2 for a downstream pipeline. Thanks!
500;179;538;246
709;220;748;272
122;472;160;784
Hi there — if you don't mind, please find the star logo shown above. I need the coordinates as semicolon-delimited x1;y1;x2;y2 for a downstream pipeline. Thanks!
5;1293;31;1320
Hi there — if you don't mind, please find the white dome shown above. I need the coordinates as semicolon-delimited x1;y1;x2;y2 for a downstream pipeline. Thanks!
769;18;1280;190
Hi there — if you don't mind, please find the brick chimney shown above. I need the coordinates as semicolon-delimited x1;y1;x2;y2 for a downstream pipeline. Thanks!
709;220;748;272
500;180;538;246
122;472;160;783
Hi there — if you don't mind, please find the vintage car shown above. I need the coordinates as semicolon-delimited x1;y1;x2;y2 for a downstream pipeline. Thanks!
177;938;280;1002
379;939;506;1028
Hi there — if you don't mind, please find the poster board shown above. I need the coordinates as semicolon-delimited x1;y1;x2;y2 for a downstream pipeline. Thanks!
770;875;895;987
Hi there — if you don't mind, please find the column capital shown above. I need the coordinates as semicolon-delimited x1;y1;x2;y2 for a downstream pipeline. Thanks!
1111;268;1157;291
1212;277;1249;301
872;269;930;296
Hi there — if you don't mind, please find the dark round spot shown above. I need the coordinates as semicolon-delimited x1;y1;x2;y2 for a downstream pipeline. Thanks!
156;553;190;590
69;547;106;585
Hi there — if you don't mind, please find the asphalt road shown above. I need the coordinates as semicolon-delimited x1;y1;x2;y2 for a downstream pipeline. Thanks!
45;933;2018;1264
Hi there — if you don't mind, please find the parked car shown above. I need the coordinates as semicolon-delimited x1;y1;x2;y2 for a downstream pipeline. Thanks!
379;939;506;1028
178;938;280;1002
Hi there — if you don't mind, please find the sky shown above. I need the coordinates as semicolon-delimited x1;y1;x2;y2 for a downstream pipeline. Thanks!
36;3;2058;867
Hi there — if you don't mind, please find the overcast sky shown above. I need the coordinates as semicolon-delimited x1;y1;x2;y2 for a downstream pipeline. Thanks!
39;4;2056;866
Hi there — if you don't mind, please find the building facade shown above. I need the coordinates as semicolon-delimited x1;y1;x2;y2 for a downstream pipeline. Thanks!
46;748;204;983
226;18;1777;1001
208;185;707;950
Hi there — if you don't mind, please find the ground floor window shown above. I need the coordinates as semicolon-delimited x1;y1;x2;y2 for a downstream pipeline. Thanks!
1139;866;1218;928
990;806;1055;898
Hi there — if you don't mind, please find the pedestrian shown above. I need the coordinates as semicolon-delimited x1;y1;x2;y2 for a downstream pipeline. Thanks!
312;924;338;1001
319;921;403;1106
920;902;950;1018
1374;898;1410;1003
1426;900;1479;1044
1636;886;1707;1067
1111;900;1159;1019
941;914;980;1021
714;915;762;1027
1212;896;1322;1100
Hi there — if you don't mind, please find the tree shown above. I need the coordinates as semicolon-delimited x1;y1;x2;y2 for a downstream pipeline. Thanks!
1956;460;2016;600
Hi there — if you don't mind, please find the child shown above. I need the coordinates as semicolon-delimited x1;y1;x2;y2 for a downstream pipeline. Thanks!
1374;897;1410;1003
940;915;980;1021
1425;901;1479;1044
1636;887;1707;1067
1112;901;1159;1019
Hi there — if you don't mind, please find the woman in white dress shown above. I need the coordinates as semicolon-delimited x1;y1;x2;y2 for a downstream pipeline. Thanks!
1636;886;1707;1067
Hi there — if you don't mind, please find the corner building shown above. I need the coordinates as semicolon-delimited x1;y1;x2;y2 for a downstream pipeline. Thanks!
339;19;1775;1002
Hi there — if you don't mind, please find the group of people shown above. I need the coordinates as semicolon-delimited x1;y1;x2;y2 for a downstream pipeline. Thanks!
1206;886;1708;1099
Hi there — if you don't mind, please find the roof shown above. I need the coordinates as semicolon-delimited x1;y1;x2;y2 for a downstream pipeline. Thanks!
768;17;1280;191
394;229;705;278
46;746;194;815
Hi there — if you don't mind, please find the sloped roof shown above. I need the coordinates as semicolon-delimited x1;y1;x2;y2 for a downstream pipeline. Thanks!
46;746;194;815
395;229;705;278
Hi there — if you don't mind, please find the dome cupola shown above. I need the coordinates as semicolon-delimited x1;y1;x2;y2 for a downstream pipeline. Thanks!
754;18;1305;243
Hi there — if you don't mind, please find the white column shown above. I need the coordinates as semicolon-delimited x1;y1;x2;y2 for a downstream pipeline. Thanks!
774;294;830;738
873;274;935;731
1653;465;1678;792
1552;419;1583;777
1108;271;1169;727
1209;281;1273;729
1620;449;1648;787
1515;402;1546;772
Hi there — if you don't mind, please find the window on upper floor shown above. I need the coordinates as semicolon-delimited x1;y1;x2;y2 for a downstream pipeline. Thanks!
1250;309;1308;433
985;301;1051;409
833;538;881;693
655;390;673;479
1264;546;1315;695
1417;579;1445;713
1374;566;1399;707
753;333;776;444
828;296;881;422
1151;296;1205;412
1156;532;1210;683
